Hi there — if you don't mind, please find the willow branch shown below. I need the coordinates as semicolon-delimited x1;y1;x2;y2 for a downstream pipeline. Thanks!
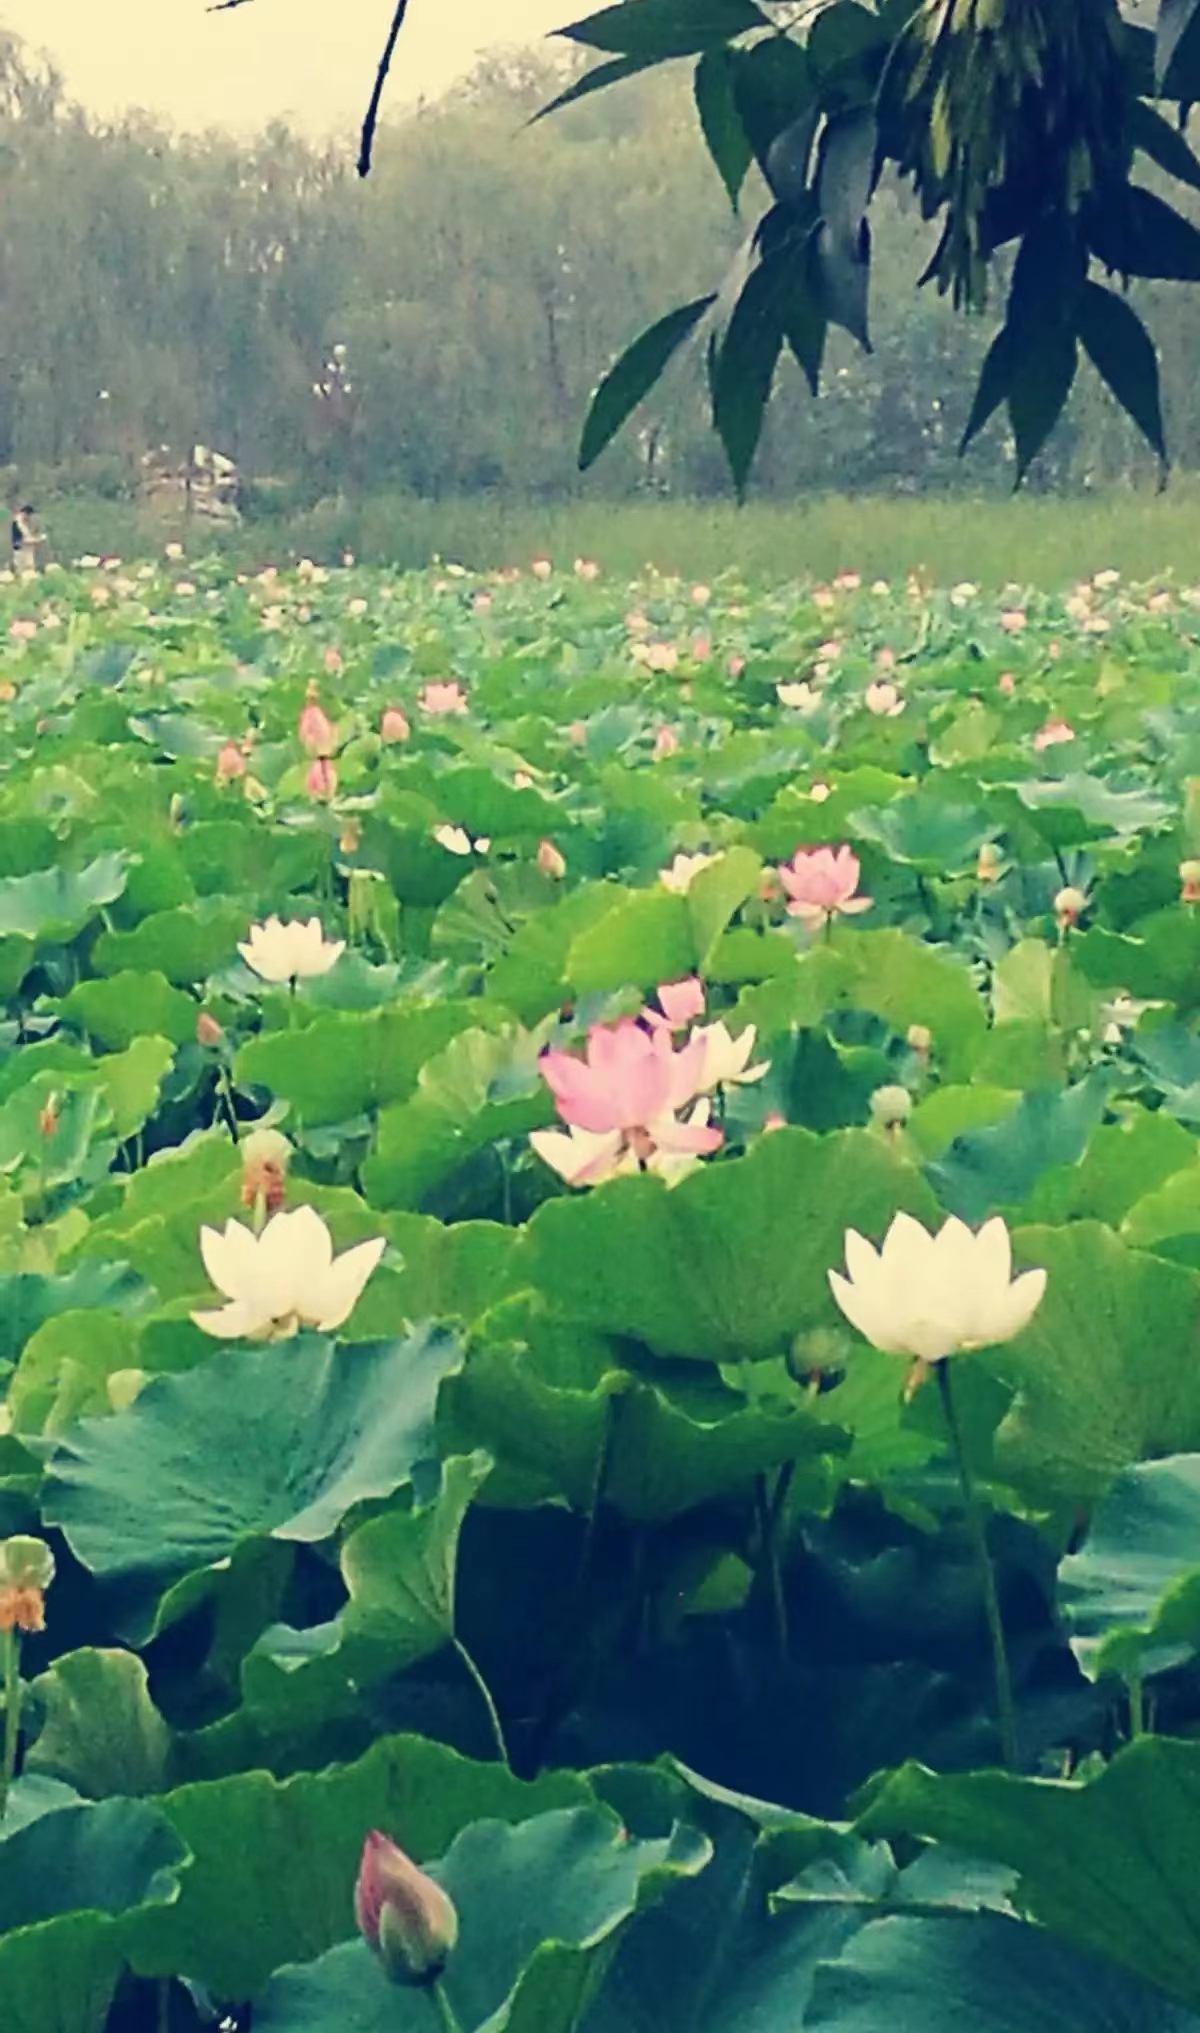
358;0;410;178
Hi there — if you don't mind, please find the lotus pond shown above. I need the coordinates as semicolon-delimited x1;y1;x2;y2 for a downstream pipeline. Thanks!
5;551;1200;2029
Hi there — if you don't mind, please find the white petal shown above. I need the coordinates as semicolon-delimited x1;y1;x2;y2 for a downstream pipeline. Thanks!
190;1299;264;1340
199;1219;261;1302
880;1210;936;1274
989;1266;1047;1345
828;1268;905;1354
311;1236;387;1331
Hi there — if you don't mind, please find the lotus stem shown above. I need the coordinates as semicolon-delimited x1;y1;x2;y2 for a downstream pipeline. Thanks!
432;1979;465;2033
1127;1672;1146;1741
937;1362;1018;1769
452;1637;509;1767
0;1629;20;1818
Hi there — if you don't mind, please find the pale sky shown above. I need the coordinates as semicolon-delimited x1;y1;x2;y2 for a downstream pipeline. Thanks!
0;0;574;136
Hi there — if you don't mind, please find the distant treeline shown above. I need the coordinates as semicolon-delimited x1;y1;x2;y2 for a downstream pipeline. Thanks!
1;30;1196;506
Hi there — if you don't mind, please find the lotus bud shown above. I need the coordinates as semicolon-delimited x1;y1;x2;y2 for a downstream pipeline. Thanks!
241;1128;292;1220
323;646;343;674
37;1093;59;1139
0;1534;54;1632
537;839;566;880
196;1011;225;1049
531;555;553;581
380;706;410;744
763;1112;787;1134
1054;886;1087;930
870;1084;912;1134
976;842;1002;883
306;757;338;801
907;1023;932;1058
339;819;362;856
216;740;246;785
1182;860;1200;905
354;1830;459;1988
298;683;336;758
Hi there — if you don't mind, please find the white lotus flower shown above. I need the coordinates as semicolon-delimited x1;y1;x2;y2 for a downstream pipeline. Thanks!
238;916;345;985
660;850;720;894
828;1213;1046;1381
191;1204;385;1340
433;823;489;856
776;682;821;713
694;1021;769;1091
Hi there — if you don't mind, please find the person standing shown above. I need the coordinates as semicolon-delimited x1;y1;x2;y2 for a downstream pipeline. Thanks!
11;504;44;575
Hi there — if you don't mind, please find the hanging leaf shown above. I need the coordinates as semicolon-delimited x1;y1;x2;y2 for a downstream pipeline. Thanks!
579;297;716;471
1078;280;1167;466
694;48;753;209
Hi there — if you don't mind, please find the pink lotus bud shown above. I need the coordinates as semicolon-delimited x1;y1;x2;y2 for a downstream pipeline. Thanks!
999;608;1027;634
196;1011;224;1048
648;977;705;1031
691;636;711;661
306;757;338;801
537;838;566;880
997;671;1016;696
323;646;343;675
215;740;246;785
38;1093;59;1139
531;555;553;581
652;725;679;761
1033;719;1075;752
381;706;411;743
568;721;588;746
355;1830;459;1988
763;1112;787;1134
299;688;336;757
473;590;493;613
1182;860;1200;904
727;655;746;678
691;583;711;607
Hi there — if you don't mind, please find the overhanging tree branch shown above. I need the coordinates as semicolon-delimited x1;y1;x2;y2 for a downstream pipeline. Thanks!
357;0;410;177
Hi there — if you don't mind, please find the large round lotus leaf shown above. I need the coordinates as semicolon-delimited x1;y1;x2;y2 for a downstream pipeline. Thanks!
42;1327;462;1639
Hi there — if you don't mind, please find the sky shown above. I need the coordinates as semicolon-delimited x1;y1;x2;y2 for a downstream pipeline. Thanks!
0;0;574;136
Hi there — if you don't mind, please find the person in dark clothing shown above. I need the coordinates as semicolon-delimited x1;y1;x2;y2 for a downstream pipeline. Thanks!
11;504;44;574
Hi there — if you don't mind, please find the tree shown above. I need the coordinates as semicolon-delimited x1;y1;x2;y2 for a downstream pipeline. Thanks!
268;0;1200;493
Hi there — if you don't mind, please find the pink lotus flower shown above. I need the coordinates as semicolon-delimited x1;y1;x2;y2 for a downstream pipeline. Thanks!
833;570;861;593
306;757;338;801
9;618;37;641
779;846;872;929
997;671;1016;696
419;681;468;716
1033;719;1075;751
574;557;600;581
542;1019;706;1133
645;977;706;1032
472;590;493;613
691;636;711;661
215;740;246;785
532;555;553;580
999;608;1027;634
691;584;711;607
644;642;679;674
537;838;566;879
380;706;410;743
531;1099;718;1189
298;692;335;757
653;725;679;761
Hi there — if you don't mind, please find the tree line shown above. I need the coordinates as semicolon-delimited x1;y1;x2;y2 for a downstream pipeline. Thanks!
0;28;1196;508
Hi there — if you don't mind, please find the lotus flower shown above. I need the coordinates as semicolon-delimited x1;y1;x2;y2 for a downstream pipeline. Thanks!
215;740;246;784
660;850;719;894
828;1212;1046;1392
1033;719;1075;751
645;977;706;1032
306;757;338;801
777;682;821;712
191;1204;385;1341
778;846;872;929
380;706;410;743
537;838;566;879
531;1099;718;1189
298;691;336;757
694;1020;768;1091
434;823;489;856
536;1019;721;1184
238;916;345;984
355;1831;459;1988
419;681;468;716
864;680;904;716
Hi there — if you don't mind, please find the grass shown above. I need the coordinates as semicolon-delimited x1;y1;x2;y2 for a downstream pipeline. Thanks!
32;482;1200;590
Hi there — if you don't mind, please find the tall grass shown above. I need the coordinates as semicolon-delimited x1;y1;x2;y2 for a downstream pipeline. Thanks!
34;483;1200;589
